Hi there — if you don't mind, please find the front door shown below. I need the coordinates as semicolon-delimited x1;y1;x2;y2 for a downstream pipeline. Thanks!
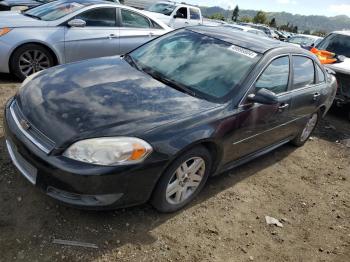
64;7;119;63
223;55;295;165
170;7;189;29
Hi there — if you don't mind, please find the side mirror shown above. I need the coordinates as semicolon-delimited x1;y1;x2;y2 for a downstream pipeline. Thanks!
68;19;86;28
247;88;279;105
173;14;177;18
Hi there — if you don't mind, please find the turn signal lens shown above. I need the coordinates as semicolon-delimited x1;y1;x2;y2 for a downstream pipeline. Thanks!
0;28;11;36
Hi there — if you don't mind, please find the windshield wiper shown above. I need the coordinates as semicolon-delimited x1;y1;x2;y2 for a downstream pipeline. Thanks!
141;66;197;97
23;13;42;20
123;54;143;72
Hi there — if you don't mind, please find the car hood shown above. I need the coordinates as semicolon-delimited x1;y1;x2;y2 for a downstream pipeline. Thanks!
0;12;48;27
326;57;350;75
17;56;220;148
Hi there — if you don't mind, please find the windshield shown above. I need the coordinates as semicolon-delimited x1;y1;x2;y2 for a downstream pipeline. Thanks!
317;33;350;58
148;3;176;16
24;1;85;21
129;30;261;102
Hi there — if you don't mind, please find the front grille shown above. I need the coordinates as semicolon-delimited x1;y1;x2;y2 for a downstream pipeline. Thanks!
10;100;55;154
335;72;350;98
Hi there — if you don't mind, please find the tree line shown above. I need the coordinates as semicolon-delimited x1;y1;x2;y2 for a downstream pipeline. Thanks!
208;5;327;36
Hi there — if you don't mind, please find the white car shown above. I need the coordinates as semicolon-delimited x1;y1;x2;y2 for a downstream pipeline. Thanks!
142;1;203;29
224;24;269;38
317;31;350;119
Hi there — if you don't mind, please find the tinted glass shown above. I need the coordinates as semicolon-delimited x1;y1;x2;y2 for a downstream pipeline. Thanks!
293;56;315;89
317;33;350;57
190;8;200;20
176;7;188;19
76;8;116;27
130;30;261;101
121;9;150;28
255;56;290;94
24;0;85;21
148;3;176;16
316;64;325;82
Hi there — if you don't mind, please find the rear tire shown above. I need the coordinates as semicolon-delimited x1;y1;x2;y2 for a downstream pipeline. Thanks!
151;146;212;213
10;44;54;81
291;112;320;147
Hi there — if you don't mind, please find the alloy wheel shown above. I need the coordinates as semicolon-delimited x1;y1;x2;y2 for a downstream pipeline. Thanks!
300;113;318;142
18;50;50;77
166;157;206;205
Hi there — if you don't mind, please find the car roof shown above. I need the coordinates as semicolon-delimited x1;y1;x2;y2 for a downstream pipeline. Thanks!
54;0;117;6
332;31;350;36
188;26;289;54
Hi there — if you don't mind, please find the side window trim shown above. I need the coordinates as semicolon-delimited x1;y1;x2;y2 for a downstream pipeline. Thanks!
119;8;152;29
291;54;317;91
315;63;326;84
238;54;291;107
73;7;118;28
254;55;291;95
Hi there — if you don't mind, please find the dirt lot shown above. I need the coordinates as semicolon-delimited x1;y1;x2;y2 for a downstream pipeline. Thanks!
0;74;349;262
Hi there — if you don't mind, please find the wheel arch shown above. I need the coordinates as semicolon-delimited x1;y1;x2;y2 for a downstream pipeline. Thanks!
9;41;60;71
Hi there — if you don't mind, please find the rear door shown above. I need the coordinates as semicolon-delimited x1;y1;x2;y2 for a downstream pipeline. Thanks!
223;55;295;163
119;8;160;55
64;7;119;63
288;55;323;130
188;8;202;26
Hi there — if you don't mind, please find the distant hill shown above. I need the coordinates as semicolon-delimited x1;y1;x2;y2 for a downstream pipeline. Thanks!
201;6;350;33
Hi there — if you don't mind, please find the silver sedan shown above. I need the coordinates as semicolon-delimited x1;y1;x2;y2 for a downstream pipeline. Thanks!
0;0;172;80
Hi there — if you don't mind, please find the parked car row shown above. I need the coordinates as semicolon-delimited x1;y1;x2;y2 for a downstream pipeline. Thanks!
0;0;172;80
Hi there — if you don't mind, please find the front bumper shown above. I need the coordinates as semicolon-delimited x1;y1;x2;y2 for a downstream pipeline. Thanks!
4;99;168;209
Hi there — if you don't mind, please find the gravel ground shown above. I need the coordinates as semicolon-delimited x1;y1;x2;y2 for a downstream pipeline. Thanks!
0;74;349;262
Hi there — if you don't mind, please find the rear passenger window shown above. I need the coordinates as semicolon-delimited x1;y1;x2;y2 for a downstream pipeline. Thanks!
76;8;116;27
190;8;200;20
293;56;315;89
255;56;290;94
121;9;151;28
316;64;325;82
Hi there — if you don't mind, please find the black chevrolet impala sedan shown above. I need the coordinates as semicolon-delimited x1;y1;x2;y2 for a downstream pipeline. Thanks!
4;27;337;212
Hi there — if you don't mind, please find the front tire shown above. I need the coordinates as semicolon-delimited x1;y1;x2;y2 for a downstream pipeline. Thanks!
291;112;319;147
151;146;212;213
10;44;54;81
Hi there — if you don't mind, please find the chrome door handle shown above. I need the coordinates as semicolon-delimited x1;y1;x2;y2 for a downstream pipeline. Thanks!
278;103;289;111
313;93;321;101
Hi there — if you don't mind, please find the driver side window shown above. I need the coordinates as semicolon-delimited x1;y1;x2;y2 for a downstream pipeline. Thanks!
176;7;188;19
255;56;290;94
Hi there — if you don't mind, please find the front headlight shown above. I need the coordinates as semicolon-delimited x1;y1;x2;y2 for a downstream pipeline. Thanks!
0;28;11;37
63;137;153;166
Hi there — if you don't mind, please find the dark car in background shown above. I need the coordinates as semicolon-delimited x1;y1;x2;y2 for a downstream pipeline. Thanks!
4;27;337;212
0;0;51;10
0;0;119;11
316;31;350;120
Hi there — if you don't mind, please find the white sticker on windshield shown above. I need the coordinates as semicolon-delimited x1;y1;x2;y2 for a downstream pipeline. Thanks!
228;45;258;59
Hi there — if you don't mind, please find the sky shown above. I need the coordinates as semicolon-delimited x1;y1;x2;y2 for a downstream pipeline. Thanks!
186;0;350;16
